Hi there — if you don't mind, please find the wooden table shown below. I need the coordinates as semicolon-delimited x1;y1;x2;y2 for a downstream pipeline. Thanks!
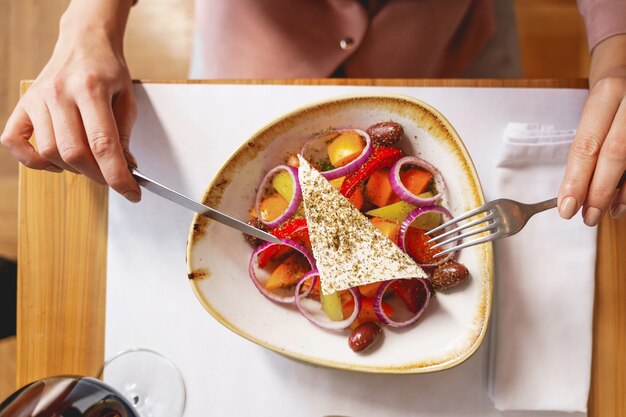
16;79;625;415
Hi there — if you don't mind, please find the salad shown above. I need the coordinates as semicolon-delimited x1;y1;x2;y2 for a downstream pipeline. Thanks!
245;121;469;352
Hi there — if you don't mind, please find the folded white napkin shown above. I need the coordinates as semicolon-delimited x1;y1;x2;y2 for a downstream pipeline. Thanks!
489;123;597;411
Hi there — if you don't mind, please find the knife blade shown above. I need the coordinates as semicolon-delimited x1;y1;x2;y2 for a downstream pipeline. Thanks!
131;169;281;244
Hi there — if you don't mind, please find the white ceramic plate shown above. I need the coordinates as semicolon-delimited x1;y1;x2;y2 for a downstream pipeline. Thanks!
186;95;493;373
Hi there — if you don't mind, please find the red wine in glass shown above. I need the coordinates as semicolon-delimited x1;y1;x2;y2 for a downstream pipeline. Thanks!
1;348;185;417
0;375;139;417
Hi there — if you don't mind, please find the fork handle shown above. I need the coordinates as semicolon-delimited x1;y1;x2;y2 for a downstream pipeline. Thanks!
531;176;625;216
529;197;558;214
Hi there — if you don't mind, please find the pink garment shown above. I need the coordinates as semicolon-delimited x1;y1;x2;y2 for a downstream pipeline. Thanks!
186;0;626;77
578;0;626;51
344;0;495;77
194;0;496;78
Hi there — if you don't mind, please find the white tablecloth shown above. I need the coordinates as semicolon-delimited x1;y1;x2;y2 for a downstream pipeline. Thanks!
106;84;588;417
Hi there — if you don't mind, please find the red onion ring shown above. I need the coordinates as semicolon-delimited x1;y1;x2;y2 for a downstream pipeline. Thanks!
374;279;431;328
248;238;315;304
389;156;445;206
399;205;458;267
255;165;302;228
300;129;372;180
294;271;362;330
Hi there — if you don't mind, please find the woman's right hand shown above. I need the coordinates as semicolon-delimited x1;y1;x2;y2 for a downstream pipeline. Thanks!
557;34;626;224
0;0;141;202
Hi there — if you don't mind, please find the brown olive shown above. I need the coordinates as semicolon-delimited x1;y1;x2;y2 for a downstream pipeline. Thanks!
349;322;382;352
243;218;267;247
366;121;404;146
432;261;469;291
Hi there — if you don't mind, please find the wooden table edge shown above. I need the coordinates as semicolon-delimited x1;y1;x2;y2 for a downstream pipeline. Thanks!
16;79;624;417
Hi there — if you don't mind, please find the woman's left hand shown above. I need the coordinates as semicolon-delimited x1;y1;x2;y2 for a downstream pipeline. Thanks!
558;34;626;225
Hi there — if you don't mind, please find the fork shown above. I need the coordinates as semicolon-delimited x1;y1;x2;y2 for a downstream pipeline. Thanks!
425;197;558;257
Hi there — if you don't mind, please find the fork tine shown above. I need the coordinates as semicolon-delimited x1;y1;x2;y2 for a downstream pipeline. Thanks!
427;212;496;244
425;205;492;236
433;232;499;257
430;223;497;249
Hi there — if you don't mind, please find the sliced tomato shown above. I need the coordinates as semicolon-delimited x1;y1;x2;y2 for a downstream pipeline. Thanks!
349;186;365;211
358;282;382;298
258;194;289;222
400;167;433;196
391;279;429;314
365;168;394;207
300;277;321;300
404;227;441;264
343;297;394;330
265;253;310;291
370;217;400;245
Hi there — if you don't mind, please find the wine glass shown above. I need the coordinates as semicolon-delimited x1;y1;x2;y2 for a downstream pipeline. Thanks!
0;348;186;417
97;348;186;417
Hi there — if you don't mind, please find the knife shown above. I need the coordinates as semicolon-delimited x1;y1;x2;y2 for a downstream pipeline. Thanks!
131;169;281;244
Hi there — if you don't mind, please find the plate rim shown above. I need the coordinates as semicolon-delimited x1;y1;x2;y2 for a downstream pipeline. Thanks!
186;93;494;374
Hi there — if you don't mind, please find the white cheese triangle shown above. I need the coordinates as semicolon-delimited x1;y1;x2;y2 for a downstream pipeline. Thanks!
297;155;427;295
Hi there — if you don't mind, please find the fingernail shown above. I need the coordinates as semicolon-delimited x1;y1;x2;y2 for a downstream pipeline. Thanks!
610;204;626;219
45;165;63;173
123;190;141;203
559;196;578;219
583;207;602;226
124;149;138;169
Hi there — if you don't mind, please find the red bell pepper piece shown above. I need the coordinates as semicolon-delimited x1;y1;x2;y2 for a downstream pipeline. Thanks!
257;218;310;268
340;146;404;198
391;279;429;314
268;217;307;237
